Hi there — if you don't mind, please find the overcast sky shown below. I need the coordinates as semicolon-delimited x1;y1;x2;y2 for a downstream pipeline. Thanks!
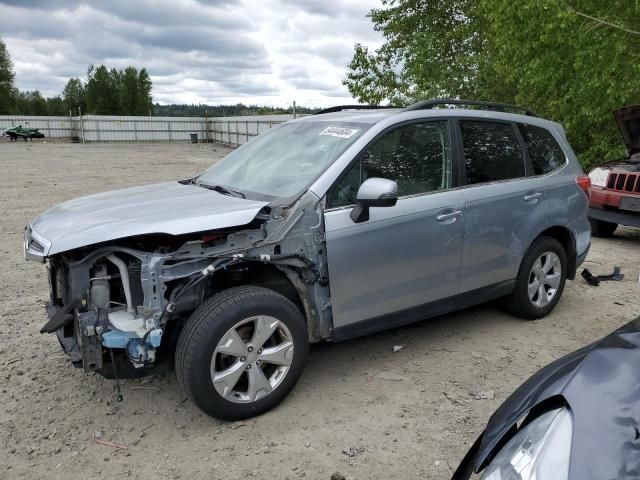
0;0;383;108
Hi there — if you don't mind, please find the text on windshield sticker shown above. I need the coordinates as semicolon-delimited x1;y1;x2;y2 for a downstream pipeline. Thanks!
319;126;360;139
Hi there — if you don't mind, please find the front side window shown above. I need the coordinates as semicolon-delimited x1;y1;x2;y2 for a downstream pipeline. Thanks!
197;121;369;199
330;121;452;208
460;120;525;185
518;123;566;175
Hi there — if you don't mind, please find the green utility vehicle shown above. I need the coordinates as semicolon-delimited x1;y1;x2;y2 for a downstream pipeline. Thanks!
3;125;45;141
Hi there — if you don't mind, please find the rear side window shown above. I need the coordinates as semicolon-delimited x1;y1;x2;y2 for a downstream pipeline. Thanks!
518;123;566;175
460;121;525;185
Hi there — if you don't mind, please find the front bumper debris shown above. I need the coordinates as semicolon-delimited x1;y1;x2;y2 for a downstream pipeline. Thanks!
45;301;163;373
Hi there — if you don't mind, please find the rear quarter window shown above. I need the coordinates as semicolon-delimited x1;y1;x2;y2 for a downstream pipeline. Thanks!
518;123;567;175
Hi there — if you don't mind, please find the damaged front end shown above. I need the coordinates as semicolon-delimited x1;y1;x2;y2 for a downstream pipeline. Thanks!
26;189;332;379
41;245;181;375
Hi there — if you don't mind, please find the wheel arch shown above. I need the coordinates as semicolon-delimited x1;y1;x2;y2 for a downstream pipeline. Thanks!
531;226;577;279
206;261;318;340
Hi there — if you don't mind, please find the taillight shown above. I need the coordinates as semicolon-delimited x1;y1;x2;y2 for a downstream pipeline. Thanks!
576;174;591;199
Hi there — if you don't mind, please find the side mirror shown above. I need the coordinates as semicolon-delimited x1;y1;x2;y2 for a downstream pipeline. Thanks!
350;177;398;223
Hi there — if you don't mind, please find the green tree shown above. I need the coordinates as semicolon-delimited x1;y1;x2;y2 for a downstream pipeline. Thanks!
136;68;152;115
85;65;121;114
120;66;139;115
345;0;640;168
0;38;16;113
344;0;489;105
480;0;640;168
62;77;86;114
1;47;155;116
45;95;65;115
14;90;48;114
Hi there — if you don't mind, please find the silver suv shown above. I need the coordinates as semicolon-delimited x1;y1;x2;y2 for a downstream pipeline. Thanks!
24;100;591;420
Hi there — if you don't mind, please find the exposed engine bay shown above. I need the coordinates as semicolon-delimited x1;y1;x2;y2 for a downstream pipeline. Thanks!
33;191;332;379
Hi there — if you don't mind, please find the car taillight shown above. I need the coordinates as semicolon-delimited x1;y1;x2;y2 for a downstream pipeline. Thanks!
576;174;591;199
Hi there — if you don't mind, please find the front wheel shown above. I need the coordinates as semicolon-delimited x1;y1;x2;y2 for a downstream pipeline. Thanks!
175;286;308;420
505;237;567;320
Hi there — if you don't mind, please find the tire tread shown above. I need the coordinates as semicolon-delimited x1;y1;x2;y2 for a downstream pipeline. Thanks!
504;236;567;320
175;286;304;418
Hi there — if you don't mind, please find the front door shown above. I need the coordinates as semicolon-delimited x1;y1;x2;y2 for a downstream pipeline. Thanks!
323;120;466;333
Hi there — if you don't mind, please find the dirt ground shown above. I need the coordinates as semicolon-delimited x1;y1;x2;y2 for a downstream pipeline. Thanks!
1;142;639;480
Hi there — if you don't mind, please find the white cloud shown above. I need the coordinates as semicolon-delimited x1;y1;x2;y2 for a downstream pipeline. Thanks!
0;0;383;107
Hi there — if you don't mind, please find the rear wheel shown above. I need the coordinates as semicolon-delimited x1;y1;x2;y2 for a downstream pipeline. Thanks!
589;218;617;238
175;286;308;420
505;237;567;320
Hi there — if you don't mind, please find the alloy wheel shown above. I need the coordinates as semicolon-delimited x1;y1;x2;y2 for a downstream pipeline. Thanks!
211;316;294;403
527;251;562;308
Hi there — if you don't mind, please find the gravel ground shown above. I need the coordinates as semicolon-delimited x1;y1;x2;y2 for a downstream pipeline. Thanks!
1;142;639;480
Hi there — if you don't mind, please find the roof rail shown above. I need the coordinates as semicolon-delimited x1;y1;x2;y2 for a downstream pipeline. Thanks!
313;105;399;115
404;98;538;117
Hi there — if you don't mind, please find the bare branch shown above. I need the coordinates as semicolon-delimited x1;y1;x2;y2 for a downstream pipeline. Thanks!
567;6;640;36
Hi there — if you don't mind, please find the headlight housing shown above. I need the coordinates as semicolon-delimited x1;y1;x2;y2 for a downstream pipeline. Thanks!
480;407;572;480
588;167;609;187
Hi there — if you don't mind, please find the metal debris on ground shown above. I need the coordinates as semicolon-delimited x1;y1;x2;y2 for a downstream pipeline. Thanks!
94;438;128;450
581;267;624;286
130;386;161;392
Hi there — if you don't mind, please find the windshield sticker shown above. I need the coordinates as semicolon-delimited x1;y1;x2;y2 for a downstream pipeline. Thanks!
319;126;360;139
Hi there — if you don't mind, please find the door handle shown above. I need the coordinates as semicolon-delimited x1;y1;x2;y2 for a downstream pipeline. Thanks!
436;210;463;222
523;192;542;202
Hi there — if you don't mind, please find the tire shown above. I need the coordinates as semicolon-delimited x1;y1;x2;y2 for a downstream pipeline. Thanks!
589;218;617;238
505;236;567;320
175;286;308;420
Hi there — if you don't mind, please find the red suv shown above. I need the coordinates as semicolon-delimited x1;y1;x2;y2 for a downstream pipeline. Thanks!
588;105;640;237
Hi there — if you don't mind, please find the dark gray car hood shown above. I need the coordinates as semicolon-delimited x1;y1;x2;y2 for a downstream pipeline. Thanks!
455;315;640;479
614;104;640;154
30;181;269;255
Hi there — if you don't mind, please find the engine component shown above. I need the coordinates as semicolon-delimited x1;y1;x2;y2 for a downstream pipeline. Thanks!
107;310;147;337
90;263;110;309
77;309;109;372
106;254;134;312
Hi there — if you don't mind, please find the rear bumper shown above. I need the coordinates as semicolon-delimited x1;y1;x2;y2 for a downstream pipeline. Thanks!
576;242;589;270
589;207;640;227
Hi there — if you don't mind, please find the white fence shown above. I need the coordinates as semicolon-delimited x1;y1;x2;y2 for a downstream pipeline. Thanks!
0;114;297;146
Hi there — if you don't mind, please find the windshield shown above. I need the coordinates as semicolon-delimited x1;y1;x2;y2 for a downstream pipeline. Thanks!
197;121;369;199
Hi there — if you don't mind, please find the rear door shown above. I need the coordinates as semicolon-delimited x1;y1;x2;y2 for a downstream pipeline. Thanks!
323;119;466;333
517;122;591;257
456;119;549;296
